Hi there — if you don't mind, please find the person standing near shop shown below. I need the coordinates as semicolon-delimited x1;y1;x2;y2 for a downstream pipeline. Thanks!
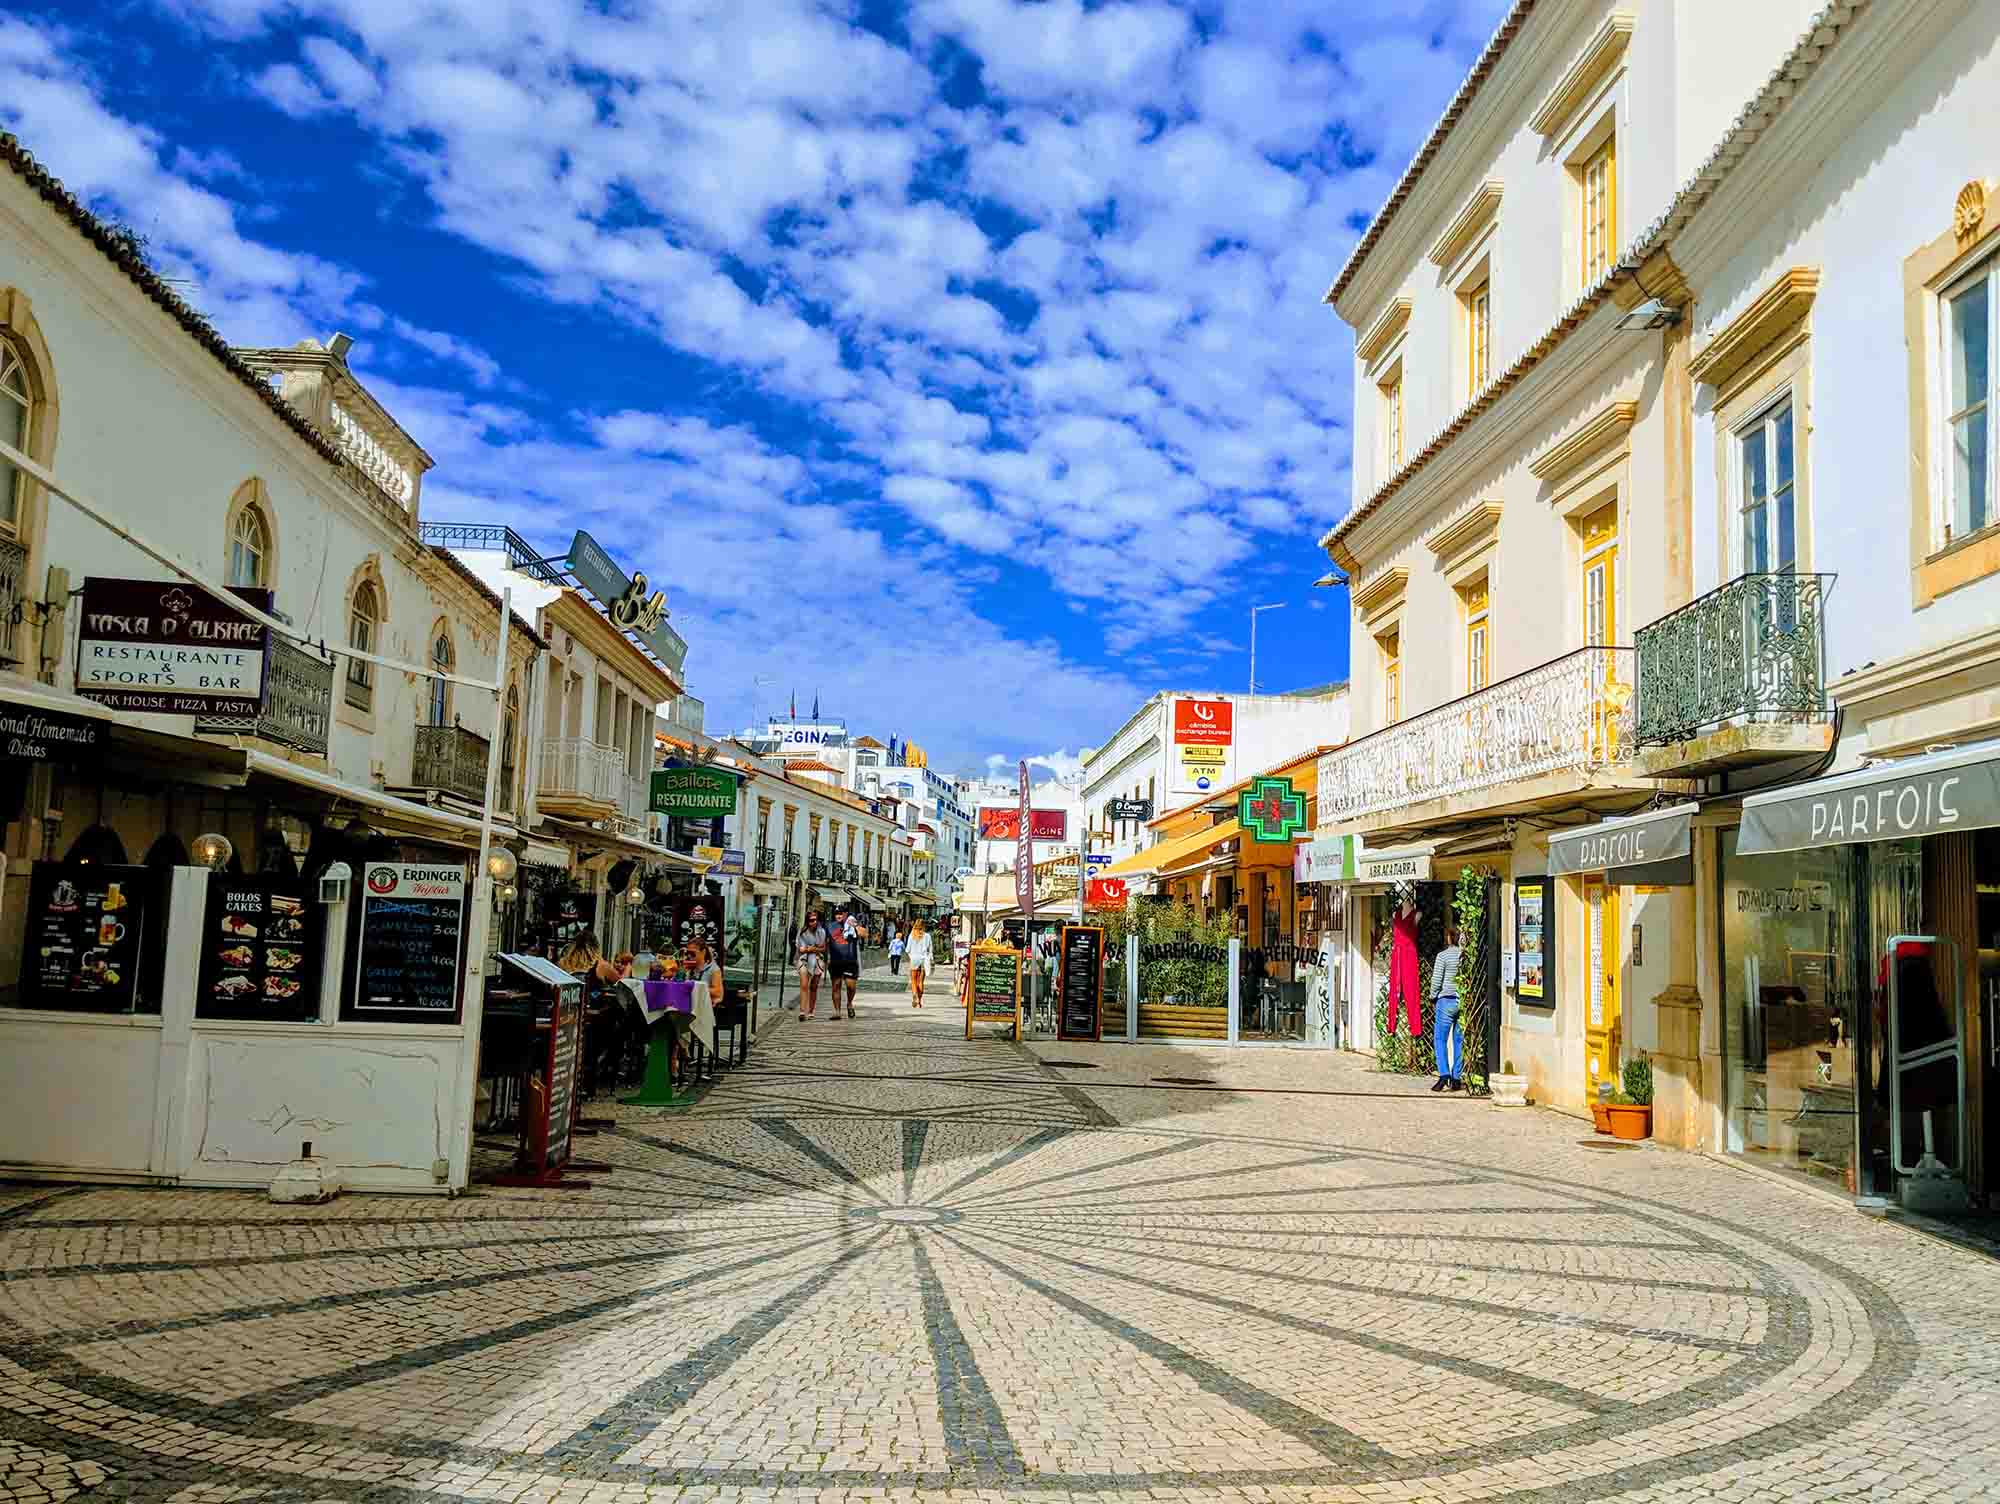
906;919;934;1007
889;925;906;975
1430;923;1465;1093
826;912;862;1020
795;909;828;1021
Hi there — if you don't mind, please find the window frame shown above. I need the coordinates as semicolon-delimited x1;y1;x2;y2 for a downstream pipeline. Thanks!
1462;579;1491;693
1465;279;1492;398
0;334;32;536
345;581;379;712
428;623;455;728
1580;502;1620;649
1379;362;1405;474
227;501;271;589
1938;252;1997;551
1579;133;1617;288
1380;631;1402;724
1733;390;1799;576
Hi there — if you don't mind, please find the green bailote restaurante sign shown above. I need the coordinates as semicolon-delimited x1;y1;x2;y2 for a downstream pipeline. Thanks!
648;766;738;818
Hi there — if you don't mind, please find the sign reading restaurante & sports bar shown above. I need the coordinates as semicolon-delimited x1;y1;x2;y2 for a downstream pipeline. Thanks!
75;579;271;717
649;765;738;818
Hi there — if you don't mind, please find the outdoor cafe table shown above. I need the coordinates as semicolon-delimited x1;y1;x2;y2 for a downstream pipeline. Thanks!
618;977;717;1106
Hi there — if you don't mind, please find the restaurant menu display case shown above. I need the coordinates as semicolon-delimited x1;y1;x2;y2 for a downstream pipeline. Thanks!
24;863;159;1013
196;874;322;1021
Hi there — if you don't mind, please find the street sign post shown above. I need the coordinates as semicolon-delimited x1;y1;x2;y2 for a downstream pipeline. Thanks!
1015;759;1035;1026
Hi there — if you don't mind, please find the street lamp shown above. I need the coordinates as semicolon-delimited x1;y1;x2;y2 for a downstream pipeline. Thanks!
1249;602;1287;694
191;832;234;872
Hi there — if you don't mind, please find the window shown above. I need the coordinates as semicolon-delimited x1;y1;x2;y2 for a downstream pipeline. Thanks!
1465;281;1492;396
1463;580;1491;692
0;336;30;532
501;685;520;807
429;627;454;727
1381;373;1405;470
1580;136;1616;286
1381;632;1402;723
345;582;378;711
1944;260;1993;544
228;503;270;588
1738;399;1797;573
1581;502;1618;646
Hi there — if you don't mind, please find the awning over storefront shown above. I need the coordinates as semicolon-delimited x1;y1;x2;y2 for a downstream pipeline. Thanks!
245;750;507;846
1102;819;1239;879
1738;739;2000;855
1548;803;1697;878
521;837;573;869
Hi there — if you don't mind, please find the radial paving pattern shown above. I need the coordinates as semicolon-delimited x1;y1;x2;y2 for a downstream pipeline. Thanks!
0;1009;1978;1502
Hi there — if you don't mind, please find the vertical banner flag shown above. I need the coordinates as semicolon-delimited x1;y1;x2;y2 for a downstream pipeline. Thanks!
1015;758;1034;919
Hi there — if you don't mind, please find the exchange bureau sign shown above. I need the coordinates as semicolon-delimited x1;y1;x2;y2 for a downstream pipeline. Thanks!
1740;750;2000;855
75;579;270;717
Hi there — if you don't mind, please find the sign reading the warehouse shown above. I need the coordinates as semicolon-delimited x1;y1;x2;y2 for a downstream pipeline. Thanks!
649;766;738;819
564;530;688;676
75;579;270;717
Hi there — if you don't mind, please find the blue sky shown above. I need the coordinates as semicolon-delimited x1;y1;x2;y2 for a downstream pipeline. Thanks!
1;0;1506;777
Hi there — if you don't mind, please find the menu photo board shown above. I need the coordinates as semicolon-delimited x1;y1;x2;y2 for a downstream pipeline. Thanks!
197;875;321;1021
965;942;1022;1040
25;863;155;1012
1514;877;1551;1006
351;862;469;1020
1059;924;1105;1042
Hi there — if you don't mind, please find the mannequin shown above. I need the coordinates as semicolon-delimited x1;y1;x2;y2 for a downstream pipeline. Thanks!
1385;890;1421;1038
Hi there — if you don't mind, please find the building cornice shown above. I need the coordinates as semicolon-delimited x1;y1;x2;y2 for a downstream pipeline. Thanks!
1350;567;1409;618
1424;501;1503;561
1354;298;1413;366
1529;399;1638;482
1687;267;1820;390
1427;181;1504;271
1529;11;1634;137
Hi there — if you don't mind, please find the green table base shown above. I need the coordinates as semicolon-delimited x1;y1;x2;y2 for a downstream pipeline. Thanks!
621;1020;690;1107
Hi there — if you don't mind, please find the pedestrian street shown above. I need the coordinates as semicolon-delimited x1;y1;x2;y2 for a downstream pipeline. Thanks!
4;984;1999;1504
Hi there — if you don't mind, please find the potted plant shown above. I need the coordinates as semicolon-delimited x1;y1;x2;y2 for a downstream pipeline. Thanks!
1606;1056;1654;1140
1590;1080;1614;1134
1489;1058;1529;1107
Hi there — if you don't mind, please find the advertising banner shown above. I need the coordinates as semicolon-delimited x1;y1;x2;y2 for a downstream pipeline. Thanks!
1014;761;1034;917
565;529;688;676
978;806;1070;841
1172;698;1233;747
75;579;270;716
1085;876;1129;909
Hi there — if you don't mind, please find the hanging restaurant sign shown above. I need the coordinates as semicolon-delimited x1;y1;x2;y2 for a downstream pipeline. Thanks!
565;530;688;676
75;579;270;717
649;766;738;818
0;697;103;762
1104;796;1152;822
1238;776;1307;843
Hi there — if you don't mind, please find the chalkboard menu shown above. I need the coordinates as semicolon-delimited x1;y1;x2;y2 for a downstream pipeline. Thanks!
198;875;321;1021
965;944;1021;1039
544;987;581;1172
25;863;155;1012
1059;924;1105;1043
494;954;586;1185
351;862;468;1020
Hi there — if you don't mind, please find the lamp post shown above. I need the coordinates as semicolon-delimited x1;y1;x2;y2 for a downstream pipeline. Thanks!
1249;602;1287;694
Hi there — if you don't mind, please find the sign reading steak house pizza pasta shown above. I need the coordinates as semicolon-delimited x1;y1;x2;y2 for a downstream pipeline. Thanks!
75;578;271;717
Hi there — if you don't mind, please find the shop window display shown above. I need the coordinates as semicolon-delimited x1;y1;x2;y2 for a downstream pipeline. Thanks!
1372;881;1450;1076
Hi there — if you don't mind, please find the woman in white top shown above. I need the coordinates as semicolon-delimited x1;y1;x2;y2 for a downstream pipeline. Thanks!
905;919;935;1007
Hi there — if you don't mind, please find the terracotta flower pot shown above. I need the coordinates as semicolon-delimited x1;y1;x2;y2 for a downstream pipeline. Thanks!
1607;1103;1652;1141
1590;1100;1613;1134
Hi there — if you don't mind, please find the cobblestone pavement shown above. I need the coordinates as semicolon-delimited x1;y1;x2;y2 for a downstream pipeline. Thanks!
4;991;1999;1502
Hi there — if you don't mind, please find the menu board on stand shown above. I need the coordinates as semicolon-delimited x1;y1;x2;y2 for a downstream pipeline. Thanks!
197;875;322;1020
1058;924;1105;1043
490;954;591;1188
350;863;468;1022
25;863;155;1012
965;941;1022;1040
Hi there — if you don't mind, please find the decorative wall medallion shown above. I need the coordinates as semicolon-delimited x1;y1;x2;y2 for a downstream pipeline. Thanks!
1955;180;1986;244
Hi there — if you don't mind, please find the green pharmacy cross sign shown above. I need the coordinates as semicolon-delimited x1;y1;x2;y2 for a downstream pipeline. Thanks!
1239;776;1307;844
649;766;738;819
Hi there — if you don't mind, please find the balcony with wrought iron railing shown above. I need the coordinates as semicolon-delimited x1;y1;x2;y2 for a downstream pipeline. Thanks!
756;846;777;875
195;636;334;758
782;851;802;877
404;722;496;806
1633;572;1835;778
810;858;830;882
1316;644;1652;842
538;736;624;818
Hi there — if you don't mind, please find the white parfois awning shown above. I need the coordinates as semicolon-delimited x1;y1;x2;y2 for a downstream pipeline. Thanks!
1737;739;2000;855
1547;803;1697;877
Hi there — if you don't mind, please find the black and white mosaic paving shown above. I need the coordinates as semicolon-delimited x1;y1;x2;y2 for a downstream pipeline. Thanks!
0;1006;1993;1502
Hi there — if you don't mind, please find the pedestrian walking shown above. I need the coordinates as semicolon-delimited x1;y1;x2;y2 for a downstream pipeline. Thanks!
794;909;828;1020
905;918;934;1007
827;908;861;1019
1430;924;1466;1093
889;924;906;975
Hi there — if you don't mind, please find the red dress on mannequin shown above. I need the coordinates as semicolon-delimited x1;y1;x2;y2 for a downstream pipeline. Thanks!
1386;905;1421;1037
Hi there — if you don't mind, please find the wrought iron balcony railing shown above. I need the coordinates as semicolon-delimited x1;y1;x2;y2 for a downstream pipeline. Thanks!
195;635;333;757
1317;644;1635;824
783;851;802;877
1635;572;1832;746
411;722;493;805
810;858;830;881
0;536;25;668
756;846;777;874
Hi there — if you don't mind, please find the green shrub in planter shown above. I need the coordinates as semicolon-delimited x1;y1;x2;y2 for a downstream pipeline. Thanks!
1622;1054;1654;1107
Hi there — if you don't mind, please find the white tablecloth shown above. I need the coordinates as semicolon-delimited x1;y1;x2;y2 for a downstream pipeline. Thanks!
619;977;718;1053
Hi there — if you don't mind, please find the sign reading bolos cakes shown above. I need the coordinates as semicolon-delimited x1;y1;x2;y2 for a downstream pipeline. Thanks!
75;579;271;717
